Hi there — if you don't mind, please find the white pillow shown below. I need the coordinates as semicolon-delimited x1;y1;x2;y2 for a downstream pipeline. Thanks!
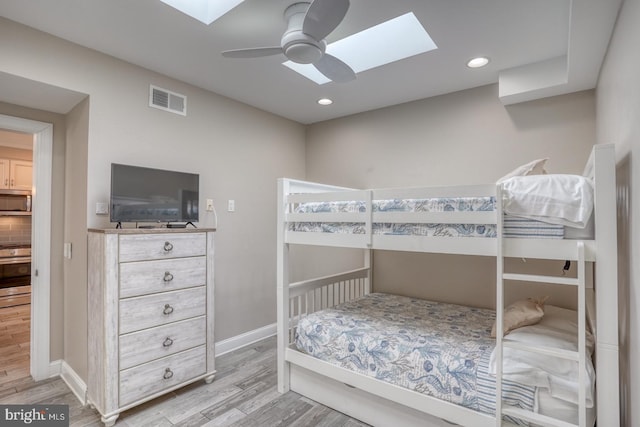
489;305;595;407
501;174;594;228
538;305;595;354
497;158;548;183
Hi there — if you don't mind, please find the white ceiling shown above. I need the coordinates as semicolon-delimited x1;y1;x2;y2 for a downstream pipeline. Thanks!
0;0;622;124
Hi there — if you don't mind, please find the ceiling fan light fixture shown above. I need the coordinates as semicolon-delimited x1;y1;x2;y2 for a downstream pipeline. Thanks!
317;98;333;105
467;57;490;68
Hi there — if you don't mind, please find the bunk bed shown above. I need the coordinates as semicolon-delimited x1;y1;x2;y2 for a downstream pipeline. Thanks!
276;144;619;427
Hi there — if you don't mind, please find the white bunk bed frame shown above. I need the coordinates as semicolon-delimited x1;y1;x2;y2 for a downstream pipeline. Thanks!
276;144;619;427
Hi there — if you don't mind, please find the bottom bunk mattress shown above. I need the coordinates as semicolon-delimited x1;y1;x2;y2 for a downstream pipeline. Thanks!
294;293;579;424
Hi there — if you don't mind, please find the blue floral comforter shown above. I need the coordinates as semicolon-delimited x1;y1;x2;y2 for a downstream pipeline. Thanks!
295;293;535;422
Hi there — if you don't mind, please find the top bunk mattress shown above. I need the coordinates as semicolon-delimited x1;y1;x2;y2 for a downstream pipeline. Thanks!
285;173;597;242
289;196;568;239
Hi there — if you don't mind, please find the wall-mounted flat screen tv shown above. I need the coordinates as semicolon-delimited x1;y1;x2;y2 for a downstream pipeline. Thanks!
110;163;199;223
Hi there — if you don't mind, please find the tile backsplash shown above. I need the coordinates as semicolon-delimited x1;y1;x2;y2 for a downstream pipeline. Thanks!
0;216;32;246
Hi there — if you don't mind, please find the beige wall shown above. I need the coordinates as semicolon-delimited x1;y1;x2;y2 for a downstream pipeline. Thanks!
63;98;89;378
596;0;639;424
0;101;67;362
306;85;596;188
305;85;596;309
0;17;306;381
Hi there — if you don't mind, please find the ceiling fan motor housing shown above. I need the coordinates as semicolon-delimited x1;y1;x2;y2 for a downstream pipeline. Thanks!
282;35;326;64
281;2;326;64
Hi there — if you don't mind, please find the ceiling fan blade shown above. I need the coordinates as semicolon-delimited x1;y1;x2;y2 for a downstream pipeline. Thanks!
303;0;350;41
315;54;355;83
221;47;283;59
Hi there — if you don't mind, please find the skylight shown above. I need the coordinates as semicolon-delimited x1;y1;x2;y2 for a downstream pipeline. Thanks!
160;0;244;25
284;12;437;84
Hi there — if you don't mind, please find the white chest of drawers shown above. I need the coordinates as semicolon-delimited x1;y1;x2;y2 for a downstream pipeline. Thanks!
87;228;215;427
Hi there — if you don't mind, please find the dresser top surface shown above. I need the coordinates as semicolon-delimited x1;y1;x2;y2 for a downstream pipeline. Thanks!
88;227;216;234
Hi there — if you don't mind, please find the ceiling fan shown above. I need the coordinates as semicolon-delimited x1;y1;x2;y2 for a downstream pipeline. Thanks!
221;0;356;83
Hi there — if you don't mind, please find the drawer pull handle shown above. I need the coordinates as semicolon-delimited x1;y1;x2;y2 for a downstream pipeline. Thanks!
163;241;174;252
163;271;174;282
163;368;174;380
163;337;174;347
163;304;174;315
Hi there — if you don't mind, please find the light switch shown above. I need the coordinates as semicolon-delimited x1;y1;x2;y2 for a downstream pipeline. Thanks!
206;199;214;212
63;242;72;259
228;200;235;212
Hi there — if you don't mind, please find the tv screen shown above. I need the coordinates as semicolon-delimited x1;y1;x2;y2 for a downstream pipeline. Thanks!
110;163;199;223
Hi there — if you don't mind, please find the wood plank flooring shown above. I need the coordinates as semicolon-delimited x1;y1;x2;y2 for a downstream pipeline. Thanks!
0;303;31;393
0;335;369;426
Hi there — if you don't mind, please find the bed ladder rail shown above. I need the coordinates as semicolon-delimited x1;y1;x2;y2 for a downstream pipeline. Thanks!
501;406;579;427
501;273;580;287
496;183;588;427
502;339;580;361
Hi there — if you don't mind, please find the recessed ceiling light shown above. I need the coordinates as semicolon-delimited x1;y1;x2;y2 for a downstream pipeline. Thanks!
317;98;333;106
159;0;244;25
467;57;490;68
284;12;437;85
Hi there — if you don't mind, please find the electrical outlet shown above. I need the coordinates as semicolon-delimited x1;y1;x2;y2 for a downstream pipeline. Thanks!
228;200;235;212
96;202;109;215
206;199;214;212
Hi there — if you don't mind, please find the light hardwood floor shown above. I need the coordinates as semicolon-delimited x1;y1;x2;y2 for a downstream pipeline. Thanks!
0;304;31;394
0;334;369;426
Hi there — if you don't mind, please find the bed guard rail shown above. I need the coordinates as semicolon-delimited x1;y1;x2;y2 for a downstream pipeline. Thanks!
286;267;370;346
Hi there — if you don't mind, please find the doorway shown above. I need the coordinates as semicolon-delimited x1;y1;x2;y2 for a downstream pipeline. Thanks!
0;114;53;383
0;132;34;387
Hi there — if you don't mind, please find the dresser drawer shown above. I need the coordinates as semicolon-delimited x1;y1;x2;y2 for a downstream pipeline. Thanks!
119;287;206;334
119;346;206;406
119;257;206;298
119;233;206;262
119;316;206;370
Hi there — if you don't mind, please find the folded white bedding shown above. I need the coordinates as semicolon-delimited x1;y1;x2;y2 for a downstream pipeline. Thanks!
537;387;596;426
501;175;594;228
489;305;595;407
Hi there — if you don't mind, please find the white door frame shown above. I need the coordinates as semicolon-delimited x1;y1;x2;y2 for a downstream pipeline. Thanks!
0;113;52;381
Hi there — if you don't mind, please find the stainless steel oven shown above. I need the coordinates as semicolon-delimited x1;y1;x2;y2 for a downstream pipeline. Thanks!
0;245;31;308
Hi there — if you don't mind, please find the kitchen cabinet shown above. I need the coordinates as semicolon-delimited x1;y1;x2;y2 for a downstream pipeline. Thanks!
0;159;32;191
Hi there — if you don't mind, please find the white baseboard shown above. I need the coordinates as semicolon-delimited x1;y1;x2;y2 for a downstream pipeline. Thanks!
55;360;87;406
48;360;62;378
214;322;276;356
45;324;275;406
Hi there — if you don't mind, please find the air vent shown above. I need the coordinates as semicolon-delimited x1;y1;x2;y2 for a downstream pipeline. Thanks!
149;85;187;116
